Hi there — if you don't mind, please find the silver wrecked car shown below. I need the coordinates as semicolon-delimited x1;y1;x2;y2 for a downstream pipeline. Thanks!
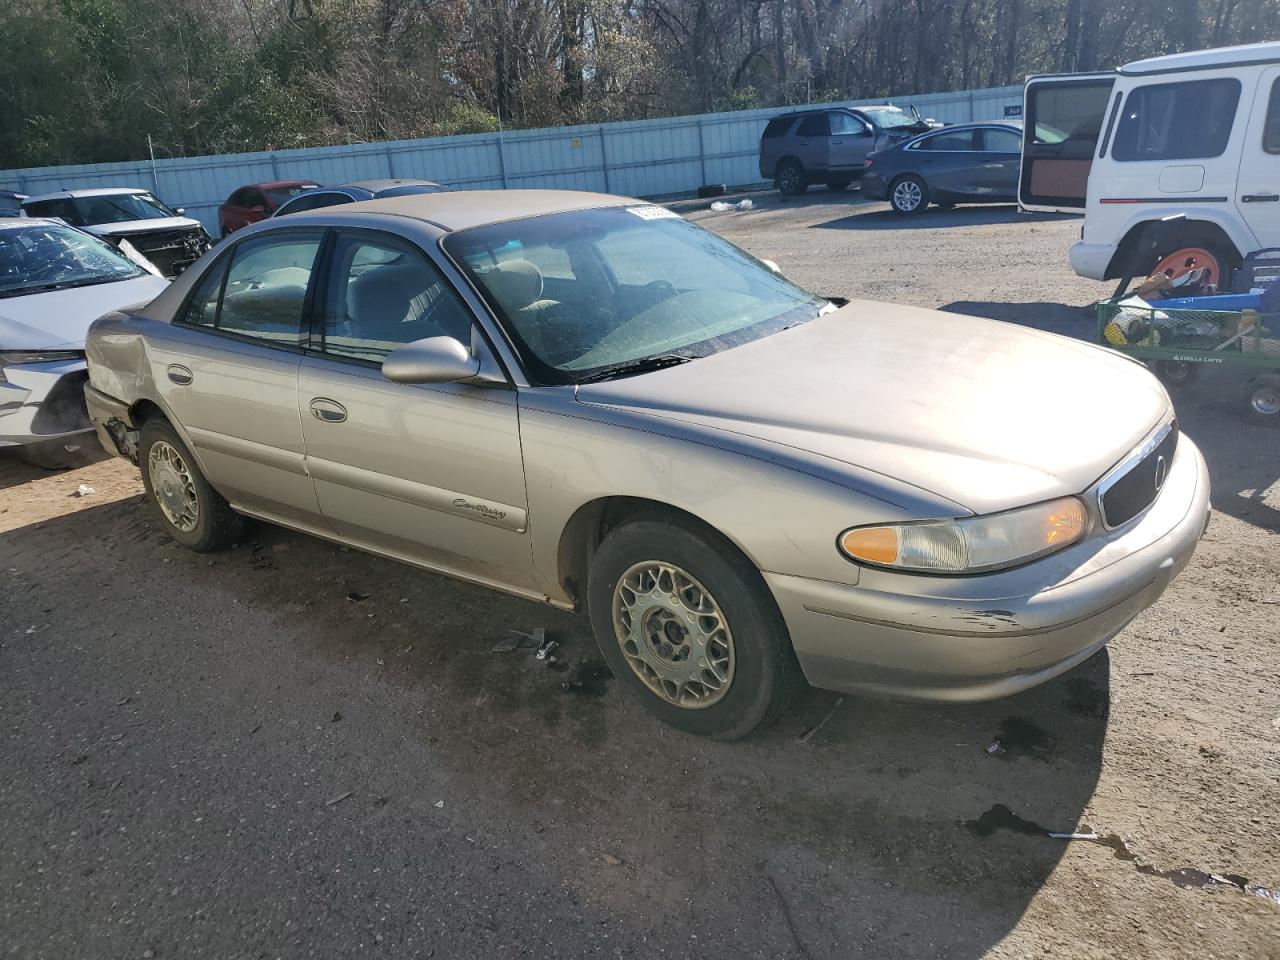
83;191;1210;739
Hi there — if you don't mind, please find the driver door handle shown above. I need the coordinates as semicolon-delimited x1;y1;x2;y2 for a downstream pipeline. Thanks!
166;364;193;385
309;398;348;423
1241;193;1279;203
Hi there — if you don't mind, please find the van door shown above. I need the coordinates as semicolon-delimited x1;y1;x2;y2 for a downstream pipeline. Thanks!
1019;74;1115;212
1236;66;1280;251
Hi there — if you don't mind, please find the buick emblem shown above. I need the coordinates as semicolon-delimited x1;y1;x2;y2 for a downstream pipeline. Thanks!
1153;455;1168;493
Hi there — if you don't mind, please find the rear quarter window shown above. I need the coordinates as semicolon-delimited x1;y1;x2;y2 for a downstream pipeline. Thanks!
1265;76;1280;155
762;117;793;139
796;114;830;137
1112;78;1241;162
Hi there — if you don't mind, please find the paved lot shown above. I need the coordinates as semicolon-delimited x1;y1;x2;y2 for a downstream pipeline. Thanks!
3;191;1278;959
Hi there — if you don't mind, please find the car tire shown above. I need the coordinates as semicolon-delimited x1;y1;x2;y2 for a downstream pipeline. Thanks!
1152;359;1200;391
138;419;244;551
826;178;853;191
587;516;803;740
1245;376;1280;427
889;175;929;215
777;159;809;197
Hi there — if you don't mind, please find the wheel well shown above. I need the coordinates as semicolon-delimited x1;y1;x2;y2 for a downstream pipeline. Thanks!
1107;219;1241;280
777;155;803;173
556;497;747;611
129;398;168;428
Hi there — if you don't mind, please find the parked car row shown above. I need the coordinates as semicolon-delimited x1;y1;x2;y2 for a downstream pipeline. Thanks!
217;178;445;236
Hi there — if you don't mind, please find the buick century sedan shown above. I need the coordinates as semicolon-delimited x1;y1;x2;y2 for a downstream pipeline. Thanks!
84;191;1210;739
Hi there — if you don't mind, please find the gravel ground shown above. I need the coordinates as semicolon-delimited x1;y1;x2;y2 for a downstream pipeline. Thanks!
2;189;1278;960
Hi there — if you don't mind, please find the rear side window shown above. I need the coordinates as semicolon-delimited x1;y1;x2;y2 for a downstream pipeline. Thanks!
762;117;793;139
179;231;322;346
914;130;977;151
1265;77;1280;154
981;128;1022;153
796;114;830;137
1113;78;1241;162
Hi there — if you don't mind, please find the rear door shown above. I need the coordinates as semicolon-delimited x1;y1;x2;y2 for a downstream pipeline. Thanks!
793;113;831;173
977;126;1024;199
1019;74;1115;212
1236;66;1280;250
908;128;982;200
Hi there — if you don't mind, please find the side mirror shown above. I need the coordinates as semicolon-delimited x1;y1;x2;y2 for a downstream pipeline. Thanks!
760;258;782;275
174;207;186;216
382;336;481;384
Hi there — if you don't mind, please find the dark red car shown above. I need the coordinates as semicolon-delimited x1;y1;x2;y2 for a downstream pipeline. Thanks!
217;180;319;237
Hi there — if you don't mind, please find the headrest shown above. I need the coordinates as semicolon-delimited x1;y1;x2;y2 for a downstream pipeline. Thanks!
348;267;410;324
481;258;544;312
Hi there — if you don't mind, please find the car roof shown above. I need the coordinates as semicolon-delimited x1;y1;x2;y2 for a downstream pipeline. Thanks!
342;178;440;193
1121;40;1280;75
282;189;634;233
255;179;318;190
24;187;149;202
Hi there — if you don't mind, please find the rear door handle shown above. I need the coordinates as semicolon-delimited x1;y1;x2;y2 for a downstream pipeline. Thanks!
1241;193;1279;203
309;398;348;423
166;364;193;385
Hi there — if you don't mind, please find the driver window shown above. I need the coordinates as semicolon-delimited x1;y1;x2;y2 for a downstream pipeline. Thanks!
831;113;868;136
321;232;472;363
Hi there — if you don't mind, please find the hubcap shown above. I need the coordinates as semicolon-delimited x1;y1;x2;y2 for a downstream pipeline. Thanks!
148;440;199;532
780;166;799;191
612;562;734;709
893;180;922;211
1252;386;1280;416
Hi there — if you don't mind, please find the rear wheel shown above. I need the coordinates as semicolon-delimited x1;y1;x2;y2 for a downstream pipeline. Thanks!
777;159;809;196
1246;376;1280;427
889;175;929;215
138;419;244;551
587;517;802;740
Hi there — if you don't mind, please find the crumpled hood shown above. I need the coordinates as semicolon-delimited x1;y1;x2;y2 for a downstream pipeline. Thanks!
85;216;205;238
575;301;1170;514
0;274;169;349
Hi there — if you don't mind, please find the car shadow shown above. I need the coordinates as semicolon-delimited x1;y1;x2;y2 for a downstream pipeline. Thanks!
812;204;1079;231
941;299;1097;338
0;486;1110;958
0;445;109;492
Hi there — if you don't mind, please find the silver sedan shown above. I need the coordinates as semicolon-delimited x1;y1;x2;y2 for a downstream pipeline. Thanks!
83;191;1210;739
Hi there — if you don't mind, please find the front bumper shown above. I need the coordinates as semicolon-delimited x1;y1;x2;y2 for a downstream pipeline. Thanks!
768;436;1211;702
860;172;889;201
0;357;92;447
1070;240;1118;281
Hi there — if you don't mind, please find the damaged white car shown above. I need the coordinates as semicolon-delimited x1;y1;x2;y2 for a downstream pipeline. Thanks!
0;218;168;465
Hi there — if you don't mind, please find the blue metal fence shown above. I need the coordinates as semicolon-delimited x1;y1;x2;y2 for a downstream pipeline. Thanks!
0;85;1022;233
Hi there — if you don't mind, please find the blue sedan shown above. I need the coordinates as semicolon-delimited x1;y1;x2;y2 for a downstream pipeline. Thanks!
861;122;1023;215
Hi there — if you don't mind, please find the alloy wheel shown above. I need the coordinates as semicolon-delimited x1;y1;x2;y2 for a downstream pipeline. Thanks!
148;440;200;532
1251;385;1280;417
612;561;735;709
892;179;922;212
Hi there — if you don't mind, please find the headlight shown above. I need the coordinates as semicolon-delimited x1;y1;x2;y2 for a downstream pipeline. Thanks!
839;497;1088;574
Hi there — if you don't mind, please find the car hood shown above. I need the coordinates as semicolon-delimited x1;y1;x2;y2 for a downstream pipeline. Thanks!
85;217;205;237
574;301;1170;515
0;274;169;349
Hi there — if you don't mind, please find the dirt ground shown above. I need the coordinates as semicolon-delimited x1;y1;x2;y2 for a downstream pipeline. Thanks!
2;191;1277;960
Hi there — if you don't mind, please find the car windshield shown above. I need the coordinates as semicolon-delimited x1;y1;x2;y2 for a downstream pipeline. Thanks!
74;192;176;225
266;185;317;206
446;205;828;384
0;222;143;297
861;106;919;130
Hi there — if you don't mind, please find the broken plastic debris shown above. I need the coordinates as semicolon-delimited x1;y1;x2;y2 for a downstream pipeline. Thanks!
434;800;444;809
535;637;559;661
325;791;352;807
74;484;95;497
985;739;1004;755
736;198;754;210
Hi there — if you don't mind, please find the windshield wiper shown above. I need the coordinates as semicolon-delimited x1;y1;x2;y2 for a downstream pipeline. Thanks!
0;275;127;298
576;354;696;384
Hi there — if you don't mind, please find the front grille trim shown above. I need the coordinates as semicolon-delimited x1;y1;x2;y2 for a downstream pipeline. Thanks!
1096;418;1179;530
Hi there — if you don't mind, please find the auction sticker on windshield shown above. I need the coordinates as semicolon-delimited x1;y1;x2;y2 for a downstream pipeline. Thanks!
626;205;680;220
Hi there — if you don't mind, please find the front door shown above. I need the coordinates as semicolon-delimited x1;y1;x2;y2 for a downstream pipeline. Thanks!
149;228;324;526
1236;66;1280;251
297;228;534;591
828;112;876;173
1020;73;1115;212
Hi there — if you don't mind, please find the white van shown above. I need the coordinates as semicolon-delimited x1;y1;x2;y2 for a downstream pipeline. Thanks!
1020;41;1279;289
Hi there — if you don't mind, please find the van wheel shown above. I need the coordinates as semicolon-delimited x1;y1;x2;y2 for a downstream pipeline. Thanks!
889;175;929;214
587;518;802;740
777;159;809;196
1149;243;1235;294
138;419;244;551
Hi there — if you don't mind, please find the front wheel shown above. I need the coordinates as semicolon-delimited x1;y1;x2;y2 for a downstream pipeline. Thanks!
889;175;929;215
138;419;245;550
587;518;802;740
777;159;809;196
